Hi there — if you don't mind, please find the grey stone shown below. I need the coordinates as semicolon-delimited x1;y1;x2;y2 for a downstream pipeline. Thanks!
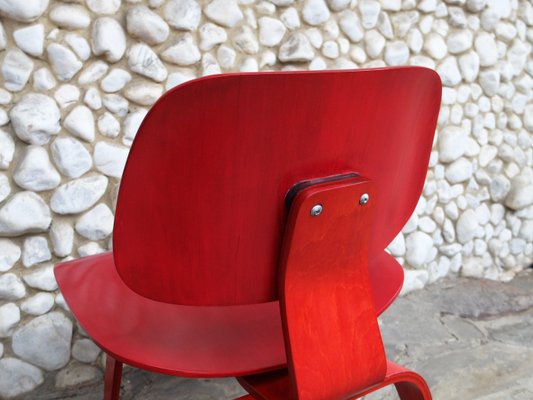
0;358;43;398
12;312;73;371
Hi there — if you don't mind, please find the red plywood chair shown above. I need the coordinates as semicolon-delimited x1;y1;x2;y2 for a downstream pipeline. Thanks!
55;67;441;400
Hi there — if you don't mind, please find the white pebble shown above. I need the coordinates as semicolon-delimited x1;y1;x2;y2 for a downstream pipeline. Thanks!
33;68;56;91
97;112;121;138
50;222;74;258
124;82;163;106
86;0;121;14
0;192;51;236
51;137;92;178
127;43;168;82
64;106;95;142
21;293;55;316
47;43;82;82
0;239;21;272
127;5;169;45
279;33;314;62
22;236;51;267
205;0;243;28
50;175;108;215
122;109;148;146
163;0;201;31
101;69;132;93
163;34;201;65
10;93;60;145
1;49;33;92
13;24;44;56
49;5;90;30
93;142;129;178
13;145;60;192
302;0;330;26
259;17;286;47
91;17;126;63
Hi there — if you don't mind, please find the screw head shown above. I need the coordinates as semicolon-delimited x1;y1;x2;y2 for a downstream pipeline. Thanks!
310;204;323;216
359;193;369;205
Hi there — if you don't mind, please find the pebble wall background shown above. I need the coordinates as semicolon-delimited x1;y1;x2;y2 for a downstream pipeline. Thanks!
0;0;531;397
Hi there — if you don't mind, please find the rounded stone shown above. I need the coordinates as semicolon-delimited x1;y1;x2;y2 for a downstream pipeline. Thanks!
0;239;20;272
91;17;127;63
12;312;73;371
163;0;201;31
0;0;48;22
13;145;61;192
0;358;43;398
49;5;91;30
9;93;60;145
51;137;93;179
0;192;51;236
126;5;169;45
75;203;114;240
50;175;108;215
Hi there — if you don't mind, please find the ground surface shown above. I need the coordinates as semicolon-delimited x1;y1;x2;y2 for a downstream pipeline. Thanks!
23;269;533;400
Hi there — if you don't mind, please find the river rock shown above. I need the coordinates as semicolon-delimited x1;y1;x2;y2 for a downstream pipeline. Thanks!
63;106;95;142
10;93;60;145
91;17;127;63
127;5;169;45
51;137;92;179
50;222;74;258
0;358;43;398
50;175;108;215
12;312;72;371
205;0;243;28
20;293;54;316
47;43;83;82
1;49;33;92
0;192;51;236
0;273;25;300
13;145;61;192
75;203;114;240
0;0;48;22
93;142;129;178
127;43;167;82
162;34;201;65
163;0;201;31
49;5;90;30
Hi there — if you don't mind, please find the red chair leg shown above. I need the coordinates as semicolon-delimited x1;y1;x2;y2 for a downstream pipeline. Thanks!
104;354;123;400
394;379;431;400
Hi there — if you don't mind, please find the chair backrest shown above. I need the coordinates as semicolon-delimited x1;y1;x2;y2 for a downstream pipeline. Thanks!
113;67;441;306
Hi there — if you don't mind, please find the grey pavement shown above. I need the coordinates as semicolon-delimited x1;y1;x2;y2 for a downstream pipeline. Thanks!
24;269;533;400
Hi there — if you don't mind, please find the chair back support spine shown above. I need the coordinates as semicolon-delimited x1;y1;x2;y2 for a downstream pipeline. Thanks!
279;175;386;400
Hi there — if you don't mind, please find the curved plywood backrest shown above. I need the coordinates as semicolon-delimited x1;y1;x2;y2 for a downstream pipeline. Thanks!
113;67;442;306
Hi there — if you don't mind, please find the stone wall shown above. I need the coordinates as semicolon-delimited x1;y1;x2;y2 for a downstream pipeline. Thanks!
0;0;531;397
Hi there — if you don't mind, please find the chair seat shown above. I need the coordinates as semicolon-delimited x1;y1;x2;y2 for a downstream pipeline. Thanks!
54;251;402;377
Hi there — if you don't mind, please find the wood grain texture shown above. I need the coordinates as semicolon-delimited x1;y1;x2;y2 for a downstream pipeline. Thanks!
113;67;442;306
279;176;386;400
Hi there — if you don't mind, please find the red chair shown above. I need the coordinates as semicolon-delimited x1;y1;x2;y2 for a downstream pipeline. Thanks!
55;67;441;400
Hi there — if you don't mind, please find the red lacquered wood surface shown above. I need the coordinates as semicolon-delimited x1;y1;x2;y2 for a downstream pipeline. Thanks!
279;177;386;400
239;361;431;400
54;253;285;377
113;67;442;306
54;248;400;376
104;355;122;400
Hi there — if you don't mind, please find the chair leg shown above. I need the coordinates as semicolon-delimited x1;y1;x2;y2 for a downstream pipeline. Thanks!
394;379;432;400
104;353;123;400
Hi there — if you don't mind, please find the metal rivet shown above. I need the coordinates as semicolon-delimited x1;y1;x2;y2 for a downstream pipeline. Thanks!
310;204;323;216
359;193;369;205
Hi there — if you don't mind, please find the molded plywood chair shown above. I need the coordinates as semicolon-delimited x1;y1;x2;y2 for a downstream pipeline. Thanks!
55;67;441;400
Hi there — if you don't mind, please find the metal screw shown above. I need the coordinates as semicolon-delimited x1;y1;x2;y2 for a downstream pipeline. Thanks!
359;193;369;205
310;204;323;216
